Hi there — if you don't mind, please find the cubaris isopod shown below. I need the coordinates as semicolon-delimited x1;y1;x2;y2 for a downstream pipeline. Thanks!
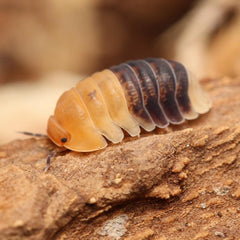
47;58;212;152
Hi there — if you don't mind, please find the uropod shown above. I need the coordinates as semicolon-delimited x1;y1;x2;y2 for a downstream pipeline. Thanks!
47;58;212;152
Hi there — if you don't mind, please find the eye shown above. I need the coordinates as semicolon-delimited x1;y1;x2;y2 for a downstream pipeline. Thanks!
61;137;67;143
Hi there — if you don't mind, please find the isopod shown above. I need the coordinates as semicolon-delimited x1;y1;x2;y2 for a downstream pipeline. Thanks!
47;58;212;152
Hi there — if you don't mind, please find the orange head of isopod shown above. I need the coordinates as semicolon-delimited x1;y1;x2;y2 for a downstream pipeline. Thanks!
47;116;70;147
47;88;107;152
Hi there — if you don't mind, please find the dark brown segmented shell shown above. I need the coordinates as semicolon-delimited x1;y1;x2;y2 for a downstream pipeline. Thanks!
110;58;210;130
47;58;212;152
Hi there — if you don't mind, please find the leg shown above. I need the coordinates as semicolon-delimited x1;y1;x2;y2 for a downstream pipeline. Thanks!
44;148;68;172
44;151;57;172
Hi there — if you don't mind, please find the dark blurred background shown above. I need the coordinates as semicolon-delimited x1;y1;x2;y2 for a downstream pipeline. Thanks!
0;0;195;81
1;0;240;143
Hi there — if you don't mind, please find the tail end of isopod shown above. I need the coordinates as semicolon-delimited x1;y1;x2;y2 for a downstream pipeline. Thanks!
187;71;212;115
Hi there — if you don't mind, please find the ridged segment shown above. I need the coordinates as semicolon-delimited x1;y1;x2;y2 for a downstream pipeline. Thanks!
76;77;124;143
126;60;168;128
188;71;212;114
91;70;140;137
168;60;198;120
110;64;155;131
146;58;184;124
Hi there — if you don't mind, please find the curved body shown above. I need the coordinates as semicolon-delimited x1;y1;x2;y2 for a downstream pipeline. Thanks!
47;58;212;152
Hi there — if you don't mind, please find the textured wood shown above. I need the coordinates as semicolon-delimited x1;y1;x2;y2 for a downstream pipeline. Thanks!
0;76;240;239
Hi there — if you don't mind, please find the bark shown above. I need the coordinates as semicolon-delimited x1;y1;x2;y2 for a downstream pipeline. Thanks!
0;76;240;239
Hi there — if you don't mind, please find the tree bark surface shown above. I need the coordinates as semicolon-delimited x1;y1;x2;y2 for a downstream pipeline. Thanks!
0;77;240;240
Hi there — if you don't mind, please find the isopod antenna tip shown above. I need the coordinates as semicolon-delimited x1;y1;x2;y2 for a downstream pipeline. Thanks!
16;131;48;138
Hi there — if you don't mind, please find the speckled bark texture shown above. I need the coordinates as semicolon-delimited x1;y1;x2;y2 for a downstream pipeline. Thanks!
0;76;240;240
